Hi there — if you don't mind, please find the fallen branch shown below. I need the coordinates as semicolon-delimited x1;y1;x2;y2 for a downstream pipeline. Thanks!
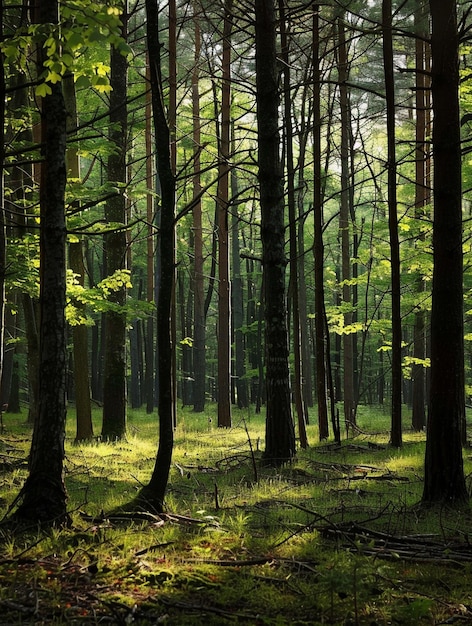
320;522;472;564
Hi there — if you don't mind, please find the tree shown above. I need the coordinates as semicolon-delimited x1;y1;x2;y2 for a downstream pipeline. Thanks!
138;0;176;511
411;0;429;432
0;0;6;429
191;5;206;413
102;4;129;441
64;74;93;442
422;0;468;505
280;0;308;448
216;0;232;428
312;2;331;441
256;0;296;466
382;0;402;448
337;16;355;431
13;0;69;525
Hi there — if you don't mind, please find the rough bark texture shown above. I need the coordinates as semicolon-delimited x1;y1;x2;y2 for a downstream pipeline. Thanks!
102;17;128;441
15;0;69;523
256;0;296;466
422;0;468;505
216;0;232;428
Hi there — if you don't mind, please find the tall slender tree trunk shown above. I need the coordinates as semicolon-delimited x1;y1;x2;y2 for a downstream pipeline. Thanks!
412;0;429;432
191;8;206;413
102;8;128;440
313;3;331;441
280;0;308;448
139;0;176;511
231;141;249;409
256;0;296;466
422;0;468;505
0;0;6;430
383;0;402;448
338;17;355;431
145;60;155;414
64;74;93;442
168;0;177;428
14;0;69;525
217;0;232;428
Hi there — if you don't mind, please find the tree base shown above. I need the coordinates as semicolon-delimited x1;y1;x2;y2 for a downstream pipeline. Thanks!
11;474;70;528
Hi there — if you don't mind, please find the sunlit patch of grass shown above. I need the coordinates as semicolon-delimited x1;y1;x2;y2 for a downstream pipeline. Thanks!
2;403;472;623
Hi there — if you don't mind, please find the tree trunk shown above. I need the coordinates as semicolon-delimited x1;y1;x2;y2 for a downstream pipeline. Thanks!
0;2;5;430
216;0;232;428
411;0;429;432
191;9;206;413
256;0;296;466
139;0;176;511
64;74;93;442
383;0;402;448
422;0;468;505
69;241;94;441
338;17;355;430
145;60;155;414
231;146;249;409
14;0;69;524
102;9;128;441
280;0;308;448
313;3;331;441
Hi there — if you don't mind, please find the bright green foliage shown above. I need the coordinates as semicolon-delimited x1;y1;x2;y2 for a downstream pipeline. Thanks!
6;233;40;298
2;0;132;95
66;268;154;325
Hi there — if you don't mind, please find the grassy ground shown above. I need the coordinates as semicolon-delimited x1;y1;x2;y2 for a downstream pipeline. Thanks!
1;403;472;624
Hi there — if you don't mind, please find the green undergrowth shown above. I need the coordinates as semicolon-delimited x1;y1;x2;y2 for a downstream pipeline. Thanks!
0;403;472;624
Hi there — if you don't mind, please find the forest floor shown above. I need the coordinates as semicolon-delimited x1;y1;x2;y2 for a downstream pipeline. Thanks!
1;405;472;625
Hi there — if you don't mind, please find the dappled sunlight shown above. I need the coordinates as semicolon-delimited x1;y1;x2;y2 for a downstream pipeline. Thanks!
1;405;472;623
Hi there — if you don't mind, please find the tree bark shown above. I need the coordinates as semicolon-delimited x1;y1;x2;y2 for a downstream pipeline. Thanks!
102;8;128;441
256;0;296;465
139;0;176;511
217;0;232;428
191;8;206;413
338;17;355;431
382;0;402;448
280;0;308;449
313;3;331;441
14;0;69;524
145;60;155;414
231;141;249;409
64;74;93;442
422;0;468;505
0;0;5;430
70;241;94;441
411;0;429;432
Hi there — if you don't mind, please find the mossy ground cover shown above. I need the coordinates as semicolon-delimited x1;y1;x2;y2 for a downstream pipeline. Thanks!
0;404;472;624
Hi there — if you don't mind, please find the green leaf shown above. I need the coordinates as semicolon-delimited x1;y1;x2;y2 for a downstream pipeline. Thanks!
66;31;84;51
75;74;91;89
36;82;52;97
45;70;62;84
